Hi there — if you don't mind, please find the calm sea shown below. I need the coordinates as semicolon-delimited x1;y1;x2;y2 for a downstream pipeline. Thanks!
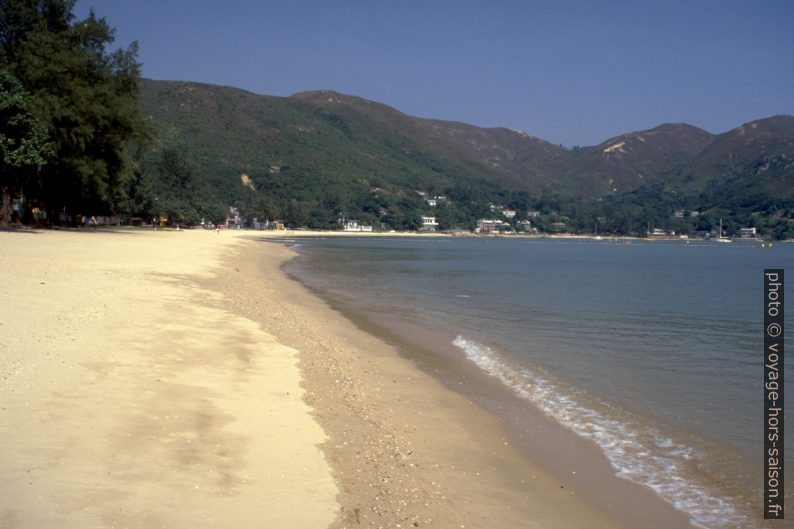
284;236;791;529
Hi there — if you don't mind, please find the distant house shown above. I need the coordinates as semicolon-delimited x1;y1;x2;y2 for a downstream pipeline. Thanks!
501;209;516;218
551;221;567;230
421;216;439;231
476;219;500;234
689;211;700;218
649;228;666;237
674;209;685;218
527;211;541;218
426;195;447;207
343;220;373;232
225;206;243;229
739;227;757;238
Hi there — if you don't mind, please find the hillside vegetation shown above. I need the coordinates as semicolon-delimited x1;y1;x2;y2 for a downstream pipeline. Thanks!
136;79;794;237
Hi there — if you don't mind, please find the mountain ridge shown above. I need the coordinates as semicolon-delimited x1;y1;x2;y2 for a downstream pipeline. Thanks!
137;79;794;237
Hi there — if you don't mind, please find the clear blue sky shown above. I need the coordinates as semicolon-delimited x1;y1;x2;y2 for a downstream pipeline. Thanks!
75;0;793;147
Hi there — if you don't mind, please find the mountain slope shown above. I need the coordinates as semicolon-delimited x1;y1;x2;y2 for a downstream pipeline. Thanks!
562;123;715;196
139;81;545;225
414;117;572;190
667;115;794;200
137;79;793;235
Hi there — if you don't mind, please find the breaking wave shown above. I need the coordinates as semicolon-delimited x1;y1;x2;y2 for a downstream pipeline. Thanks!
452;335;747;529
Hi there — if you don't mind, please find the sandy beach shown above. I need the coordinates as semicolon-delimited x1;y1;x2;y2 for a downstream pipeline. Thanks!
0;229;337;528
1;228;687;528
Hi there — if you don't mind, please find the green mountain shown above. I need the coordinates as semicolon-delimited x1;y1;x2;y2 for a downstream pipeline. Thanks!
137;79;794;237
412;117;572;191
139;80;536;228
666;115;794;200
564;123;716;196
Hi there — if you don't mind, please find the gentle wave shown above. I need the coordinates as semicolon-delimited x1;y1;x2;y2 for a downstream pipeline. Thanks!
452;335;748;529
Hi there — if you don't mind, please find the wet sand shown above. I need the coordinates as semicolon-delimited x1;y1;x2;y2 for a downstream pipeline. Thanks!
211;233;688;529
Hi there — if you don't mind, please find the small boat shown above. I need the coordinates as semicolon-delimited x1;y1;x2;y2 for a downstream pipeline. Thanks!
716;218;732;243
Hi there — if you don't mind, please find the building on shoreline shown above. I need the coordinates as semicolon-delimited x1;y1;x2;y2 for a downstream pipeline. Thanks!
225;207;243;229
421;216;439;231
343;220;373;232
474;218;517;234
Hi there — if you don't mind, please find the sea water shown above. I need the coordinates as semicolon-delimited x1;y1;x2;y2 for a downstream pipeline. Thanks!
284;236;792;529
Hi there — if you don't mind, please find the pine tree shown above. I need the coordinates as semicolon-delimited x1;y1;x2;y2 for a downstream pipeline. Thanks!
0;69;52;222
0;0;147;220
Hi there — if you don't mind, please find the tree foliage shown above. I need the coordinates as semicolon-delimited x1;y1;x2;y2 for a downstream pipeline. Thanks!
0;70;49;167
0;0;146;219
0;69;52;222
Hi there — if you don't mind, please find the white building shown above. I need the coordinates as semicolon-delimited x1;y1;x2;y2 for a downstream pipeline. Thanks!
343;220;373;232
421;216;439;231
476;219;500;234
502;209;516;218
225;206;243;229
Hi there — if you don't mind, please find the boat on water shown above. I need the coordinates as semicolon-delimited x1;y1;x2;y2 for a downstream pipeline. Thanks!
716;218;732;243
594;220;603;240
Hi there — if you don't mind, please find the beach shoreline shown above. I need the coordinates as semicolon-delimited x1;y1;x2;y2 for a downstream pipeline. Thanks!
1;228;699;528
274;237;707;529
215;235;632;529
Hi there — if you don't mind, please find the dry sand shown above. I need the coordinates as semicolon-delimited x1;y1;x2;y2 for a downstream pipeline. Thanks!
0;229;336;529
1;228;649;529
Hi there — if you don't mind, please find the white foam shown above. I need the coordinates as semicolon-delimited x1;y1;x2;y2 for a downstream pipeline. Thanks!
452;335;748;529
